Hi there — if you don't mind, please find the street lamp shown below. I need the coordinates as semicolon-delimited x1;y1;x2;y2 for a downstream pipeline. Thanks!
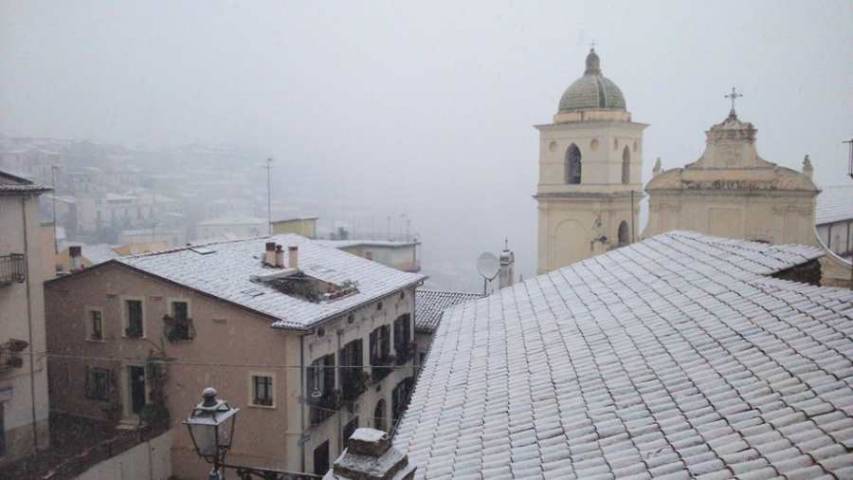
184;387;239;479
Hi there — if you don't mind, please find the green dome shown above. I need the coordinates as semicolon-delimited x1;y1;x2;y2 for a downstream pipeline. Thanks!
558;49;627;112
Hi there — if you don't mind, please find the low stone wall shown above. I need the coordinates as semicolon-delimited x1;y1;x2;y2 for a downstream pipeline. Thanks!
74;430;172;480
820;254;852;289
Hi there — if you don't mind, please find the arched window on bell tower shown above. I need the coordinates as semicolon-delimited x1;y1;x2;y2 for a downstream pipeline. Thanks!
621;146;631;185
618;221;630;246
566;144;582;184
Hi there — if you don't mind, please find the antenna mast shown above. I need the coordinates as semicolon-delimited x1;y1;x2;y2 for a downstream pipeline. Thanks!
265;158;273;235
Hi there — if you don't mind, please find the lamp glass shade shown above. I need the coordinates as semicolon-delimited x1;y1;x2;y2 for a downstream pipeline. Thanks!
189;420;218;458
184;404;239;461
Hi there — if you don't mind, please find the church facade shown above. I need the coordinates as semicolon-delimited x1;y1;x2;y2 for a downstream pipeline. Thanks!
535;49;646;273
643;106;819;246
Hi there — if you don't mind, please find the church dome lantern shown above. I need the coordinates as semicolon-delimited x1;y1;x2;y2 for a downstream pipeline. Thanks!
558;48;627;113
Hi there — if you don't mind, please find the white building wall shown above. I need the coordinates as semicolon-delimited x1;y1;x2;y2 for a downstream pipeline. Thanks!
74;430;172;480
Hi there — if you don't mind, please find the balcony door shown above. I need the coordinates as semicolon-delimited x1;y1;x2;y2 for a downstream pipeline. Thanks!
129;366;146;414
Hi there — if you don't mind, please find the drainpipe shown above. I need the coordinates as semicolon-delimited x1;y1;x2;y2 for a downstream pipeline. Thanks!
336;329;342;453
21;197;39;452
299;335;305;472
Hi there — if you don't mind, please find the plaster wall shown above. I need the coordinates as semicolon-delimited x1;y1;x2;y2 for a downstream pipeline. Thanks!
644;191;818;246
0;193;51;464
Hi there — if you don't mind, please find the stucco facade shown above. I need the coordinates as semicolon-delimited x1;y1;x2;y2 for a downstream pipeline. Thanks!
0;172;51;466
644;110;819;247
536;49;646;273
45;258;417;478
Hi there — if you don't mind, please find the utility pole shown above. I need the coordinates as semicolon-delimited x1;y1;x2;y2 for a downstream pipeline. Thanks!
265;158;273;235
50;165;59;254
844;139;853;179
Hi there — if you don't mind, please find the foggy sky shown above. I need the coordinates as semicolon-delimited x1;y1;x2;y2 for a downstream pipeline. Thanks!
2;1;851;288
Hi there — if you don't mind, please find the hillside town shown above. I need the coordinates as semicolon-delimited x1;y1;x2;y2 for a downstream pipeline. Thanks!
1;2;852;480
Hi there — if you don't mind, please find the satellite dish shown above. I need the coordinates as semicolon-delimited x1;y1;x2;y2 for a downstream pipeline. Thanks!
477;252;500;280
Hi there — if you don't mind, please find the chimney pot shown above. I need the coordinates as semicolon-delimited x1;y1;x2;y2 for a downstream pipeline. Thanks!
274;245;285;268
69;246;83;271
288;246;299;270
263;241;277;266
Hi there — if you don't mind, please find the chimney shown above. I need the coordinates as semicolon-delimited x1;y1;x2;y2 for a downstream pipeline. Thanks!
69;245;83;271
323;428;416;480
288;246;299;270
264;241;276;266
274;245;284;268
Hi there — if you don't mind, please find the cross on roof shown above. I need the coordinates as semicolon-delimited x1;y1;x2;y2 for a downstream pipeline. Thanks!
589;40;596;50
725;86;743;113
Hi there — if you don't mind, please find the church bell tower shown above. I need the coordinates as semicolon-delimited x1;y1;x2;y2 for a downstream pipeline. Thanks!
535;48;647;273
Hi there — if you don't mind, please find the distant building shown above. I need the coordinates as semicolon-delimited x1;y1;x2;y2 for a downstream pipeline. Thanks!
317;239;421;273
0;170;51;465
272;217;319;238
535;48;645;273
816;185;853;259
45;234;425;477
395;231;853;478
195;215;268;241
413;290;482;365
644;106;819;246
498;241;515;290
815;185;853;288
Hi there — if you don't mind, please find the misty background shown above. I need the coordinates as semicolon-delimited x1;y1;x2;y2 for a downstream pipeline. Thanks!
2;0;851;291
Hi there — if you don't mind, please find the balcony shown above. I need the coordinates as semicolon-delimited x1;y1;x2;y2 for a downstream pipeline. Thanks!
0;254;26;286
0;339;28;374
163;315;194;342
340;368;369;402
394;342;416;365
308;390;340;426
125;324;143;339
370;355;394;383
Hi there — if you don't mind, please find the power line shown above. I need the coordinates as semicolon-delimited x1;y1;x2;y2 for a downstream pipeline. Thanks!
31;350;423;371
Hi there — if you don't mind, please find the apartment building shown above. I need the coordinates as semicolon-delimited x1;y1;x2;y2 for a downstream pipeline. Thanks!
0;170;51;465
44;234;424;478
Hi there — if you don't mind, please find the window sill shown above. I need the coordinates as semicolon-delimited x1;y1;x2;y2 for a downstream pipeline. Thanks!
248;402;276;410
86;338;106;343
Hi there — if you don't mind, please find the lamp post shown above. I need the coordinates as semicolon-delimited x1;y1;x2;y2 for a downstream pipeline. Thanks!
185;388;322;480
184;387;238;480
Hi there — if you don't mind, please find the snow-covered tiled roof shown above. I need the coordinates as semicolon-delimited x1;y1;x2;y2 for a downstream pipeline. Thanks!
816;185;853;225
116;234;426;330
0;169;51;195
415;289;483;333
394;231;853;479
316;239;419;249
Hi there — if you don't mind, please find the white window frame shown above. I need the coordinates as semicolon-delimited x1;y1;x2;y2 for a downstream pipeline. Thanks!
121;296;146;339
84;306;105;342
167;298;192;319
167;297;193;340
248;372;276;409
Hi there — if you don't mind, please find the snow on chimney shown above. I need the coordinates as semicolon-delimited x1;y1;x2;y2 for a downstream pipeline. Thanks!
323;428;416;480
275;244;285;268
264;242;276;266
69;245;83;271
288;246;299;270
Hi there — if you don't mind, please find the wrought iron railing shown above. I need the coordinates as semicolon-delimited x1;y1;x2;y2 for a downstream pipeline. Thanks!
340;368;369;401
0;253;26;286
370;355;394;383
